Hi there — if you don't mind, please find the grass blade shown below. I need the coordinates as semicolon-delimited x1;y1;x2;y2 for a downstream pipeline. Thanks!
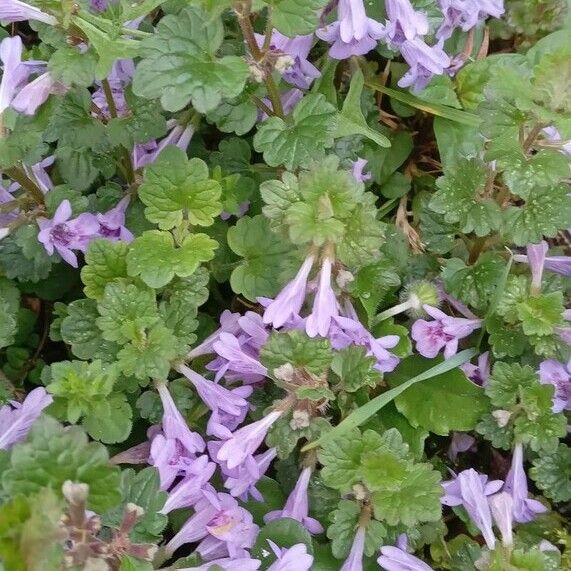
301;348;478;451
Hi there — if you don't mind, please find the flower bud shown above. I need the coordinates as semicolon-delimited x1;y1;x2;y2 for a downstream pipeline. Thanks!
62;480;89;505
289;409;310;430
492;409;512;428
401;280;440;317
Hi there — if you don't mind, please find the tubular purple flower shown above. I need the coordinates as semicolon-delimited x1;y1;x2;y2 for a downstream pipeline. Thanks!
411;305;481;358
216;410;283;470
97;196;134;242
447;432;476;461
351;158;372;183
265;466;324;534
179;557;261;571
514;241;571;282
11;72;66;115
436;0;504;40
0;0;57;25
189;310;242;359
156;382;206;455
543;126;571;156
37;200;100;267
441;468;503;549
133;122;194;169
263;254;315;328
160;458;216;514
212;332;268;381
306;257;339;338
378;545;434;570
398;38;451;92
340;525;366;571
503;443;548;523
316;0;385;59
385;0;429;45
0;387;52;450
461;351;490;386
223;448;277;500
266;540;314;571
254;30;320;89
538;359;570;413
489;492;514;547
258;88;304;121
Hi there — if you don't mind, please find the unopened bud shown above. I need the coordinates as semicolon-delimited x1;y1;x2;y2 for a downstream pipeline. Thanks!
352;483;368;501
126;503;145;518
274;363;295;382
336;269;354;289
401;280;439;317
289;409;310;430
275;54;294;72
492;409;512;428
249;64;265;83
62;480;89;504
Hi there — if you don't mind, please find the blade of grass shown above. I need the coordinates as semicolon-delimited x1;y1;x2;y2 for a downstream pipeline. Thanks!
365;80;480;127
301;348;477;451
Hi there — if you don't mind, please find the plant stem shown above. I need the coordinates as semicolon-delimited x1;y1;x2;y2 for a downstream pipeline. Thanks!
372;300;412;325
468;236;487;265
101;78;118;119
4;166;45;205
250;94;276;117
522;122;544;154
235;2;285;118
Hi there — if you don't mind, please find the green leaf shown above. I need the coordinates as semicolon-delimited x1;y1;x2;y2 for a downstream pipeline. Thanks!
96;280;158;344
371;462;443;527
496;275;529;324
331;346;382;392
254;94;337;170
54;146;101;191
430;159;502;237
485;362;539;408
267;416;331;459
516;291;564;336
530;444;571;502
327;500;386;559
261;330;333;376
83;393;133;444
132;6;249;112
476;412;514;450
387;355;489;436
303;349;477;451
2;416;121;513
0;278;20;349
119;556;154;571
139;146;222;230
227;215;292;301
0;228;53;283
48;45;97;87
251;518;313;567
263;0;328;36
117;324;180;380
102;467;168;543
60;299;119;360
206;94;258;136
46;359;117;423
261;171;302;235
126;230;217;288
442;253;505;312
81;239;129;300
433;117;484;169
335;69;390;148
487;315;527;358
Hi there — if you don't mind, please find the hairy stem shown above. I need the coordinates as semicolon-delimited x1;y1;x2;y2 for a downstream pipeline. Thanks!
4;166;45;205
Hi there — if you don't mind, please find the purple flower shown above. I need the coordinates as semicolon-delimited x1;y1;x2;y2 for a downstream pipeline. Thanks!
441;468;503;549
223;448;277;501
216;410;283;470
538;359;570;413
11;72;67;115
177;363;252;438
316;0;385;59
398;38;451;91
258;88;305;121
37;200;100;267
329;315;400;372
447;432;476;462
0;387;52;450
0;0;57;25
212;332;268;383
90;0;109;11
378;545;433;570
179;557;261;571
262;254;315;329
156;382;205;455
385;0;429;45
543;126;571;156
160;457;216;514
351;158;372;183
340;526;366;571
265;466;324;534
411;305;481;359
436;0;504;40
133;121;194;169
306;257;339;338
255;31;320;89
489;492;513;547
461;351;490;386
514;241;571;285
167;490;258;559
189;310;242;359
503;443;548;523
266;540;314;571
97;196;134;242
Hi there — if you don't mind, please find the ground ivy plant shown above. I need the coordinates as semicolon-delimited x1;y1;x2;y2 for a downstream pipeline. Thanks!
0;0;569;570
